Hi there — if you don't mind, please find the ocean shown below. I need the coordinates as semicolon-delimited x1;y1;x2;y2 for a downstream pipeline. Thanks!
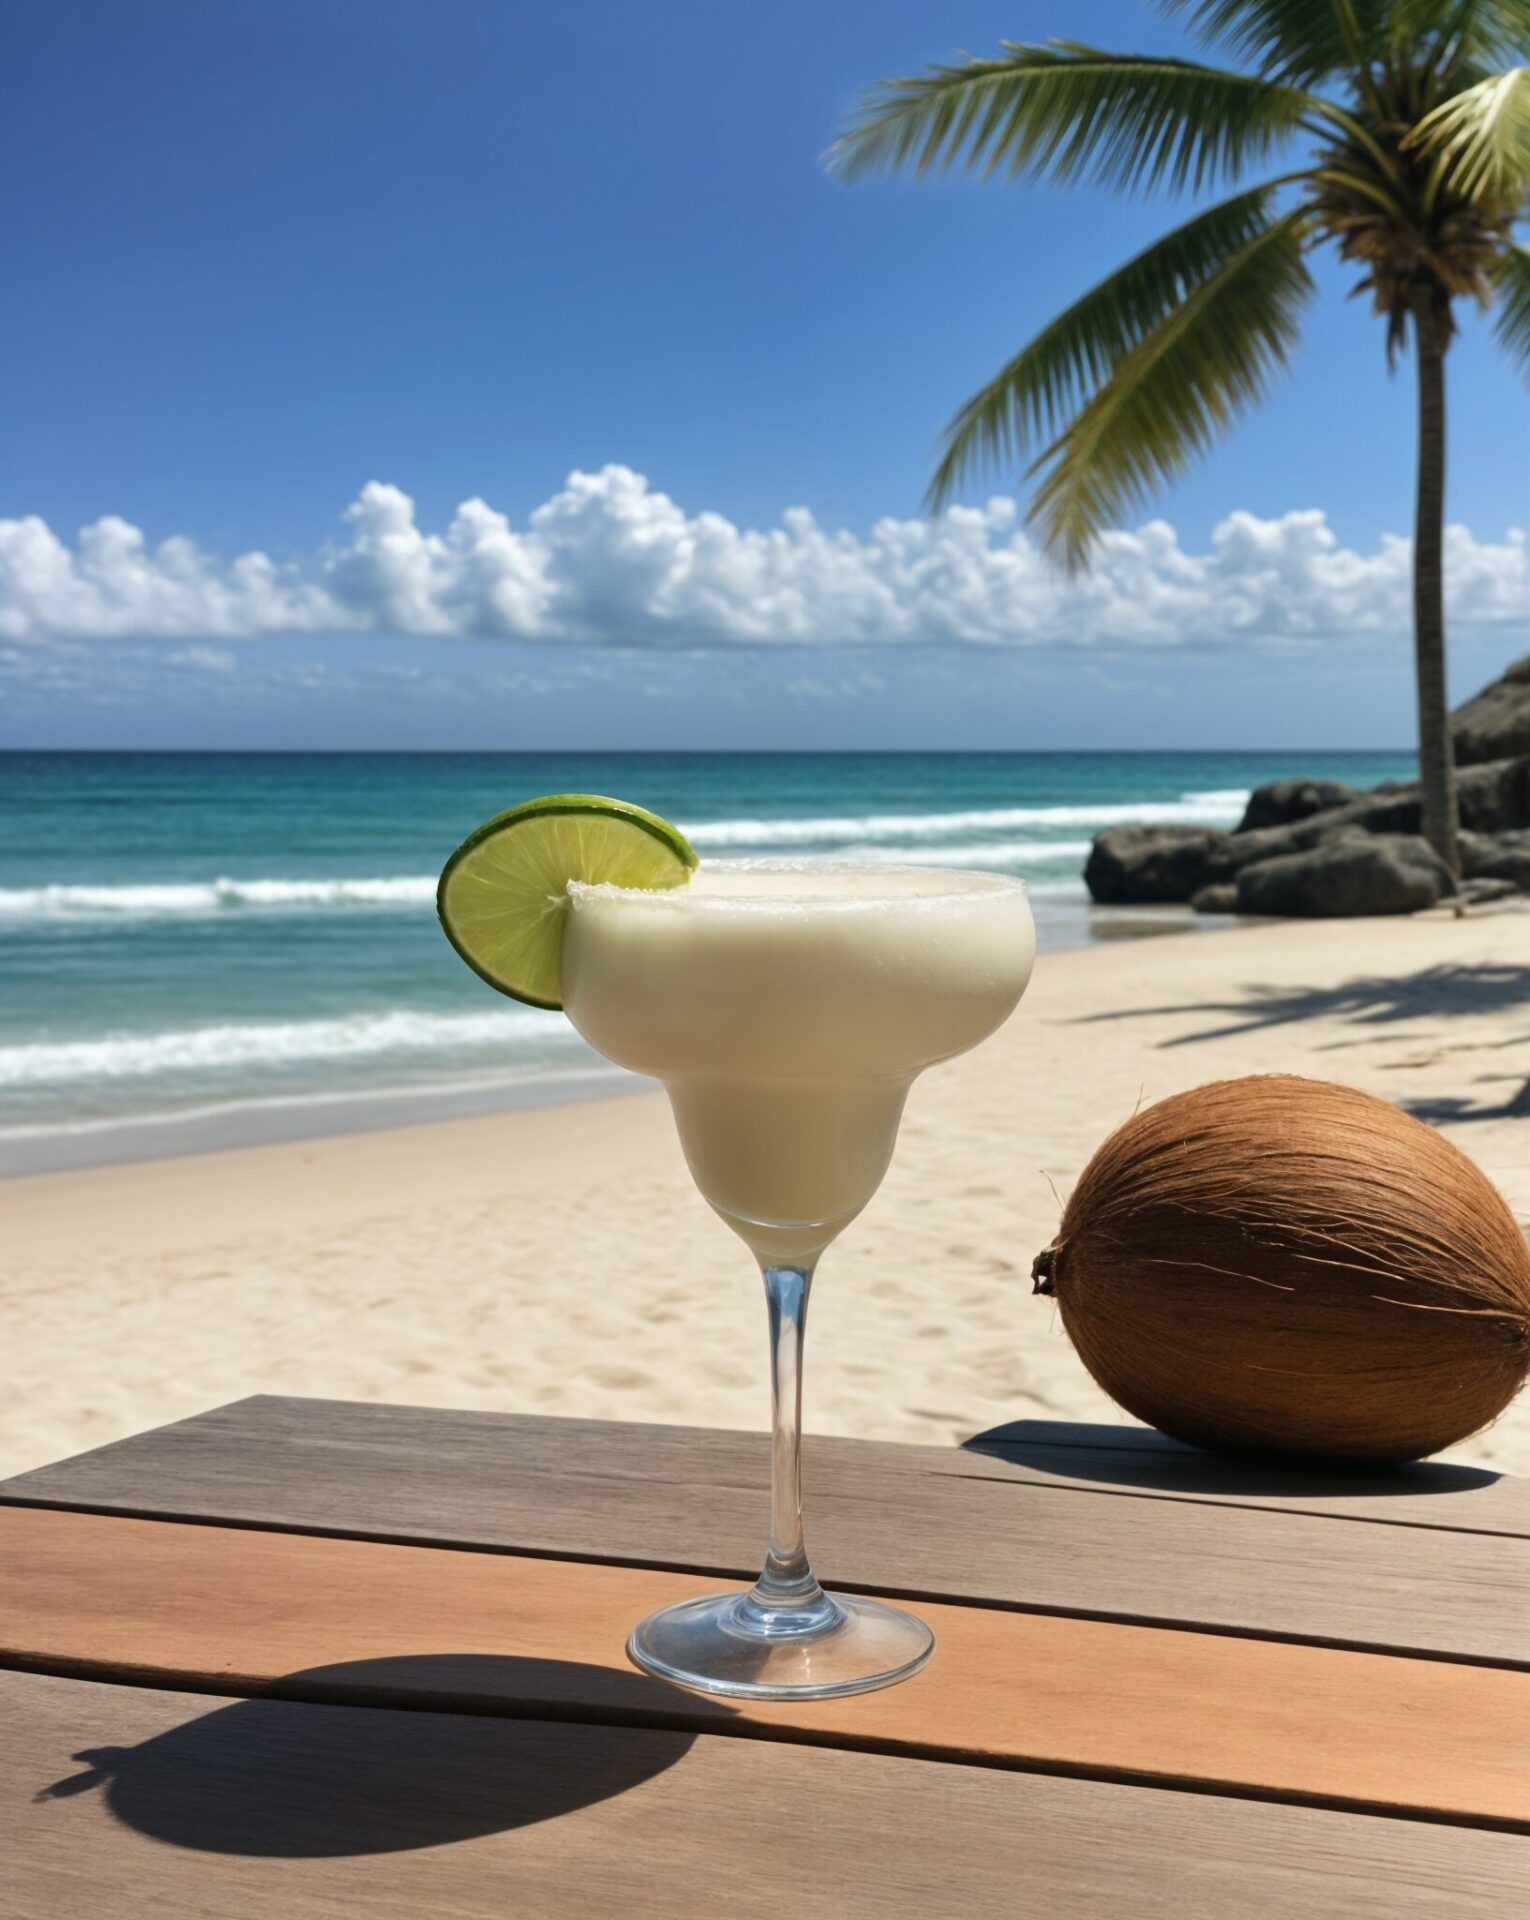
1;749;1415;1172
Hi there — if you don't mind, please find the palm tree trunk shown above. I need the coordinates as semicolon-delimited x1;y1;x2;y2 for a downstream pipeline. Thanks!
1411;291;1459;877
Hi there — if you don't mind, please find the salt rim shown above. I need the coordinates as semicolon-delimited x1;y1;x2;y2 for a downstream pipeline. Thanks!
567;858;1030;913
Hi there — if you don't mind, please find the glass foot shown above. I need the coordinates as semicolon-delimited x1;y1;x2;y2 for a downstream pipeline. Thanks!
627;1588;934;1700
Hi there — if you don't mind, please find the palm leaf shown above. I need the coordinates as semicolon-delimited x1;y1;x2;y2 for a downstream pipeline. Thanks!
1493;241;1530;368
1158;0;1397;83
927;181;1297;508
1404;2;1530;75
1407;64;1530;196
827;42;1310;196
1028;209;1315;566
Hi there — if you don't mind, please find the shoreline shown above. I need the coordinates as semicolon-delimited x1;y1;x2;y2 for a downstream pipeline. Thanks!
0;903;1236;1179
5;748;1419;1178
5;907;1528;1485
0;1061;646;1178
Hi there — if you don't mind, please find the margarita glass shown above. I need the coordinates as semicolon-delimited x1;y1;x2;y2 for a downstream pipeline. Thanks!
563;860;1035;1699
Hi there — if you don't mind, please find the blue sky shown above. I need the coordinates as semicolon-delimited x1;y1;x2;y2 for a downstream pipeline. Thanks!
2;0;1526;749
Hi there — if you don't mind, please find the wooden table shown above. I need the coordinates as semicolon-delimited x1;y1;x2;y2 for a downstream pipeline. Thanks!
3;1397;1528;1916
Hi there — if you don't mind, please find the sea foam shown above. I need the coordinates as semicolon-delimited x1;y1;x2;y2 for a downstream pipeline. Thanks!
0;876;438;920
0;790;1246;924
683;791;1247;846
0;1006;578;1087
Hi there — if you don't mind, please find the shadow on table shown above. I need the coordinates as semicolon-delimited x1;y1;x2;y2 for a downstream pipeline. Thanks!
962;1419;1502;1499
35;1654;723;1857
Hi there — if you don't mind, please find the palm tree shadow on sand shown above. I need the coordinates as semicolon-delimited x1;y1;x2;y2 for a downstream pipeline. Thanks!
1072;960;1530;1123
33;1655;729;1858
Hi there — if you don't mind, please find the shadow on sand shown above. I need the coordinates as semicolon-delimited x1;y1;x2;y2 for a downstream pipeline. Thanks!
35;1654;723;1858
1072;960;1530;1121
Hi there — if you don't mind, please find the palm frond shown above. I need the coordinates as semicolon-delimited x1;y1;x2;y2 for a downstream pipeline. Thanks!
926;181;1297;509
827;43;1310;196
1027;210;1315;567
1404;2;1530;77
1492;241;1530;368
1158;0;1393;84
1407;64;1530;196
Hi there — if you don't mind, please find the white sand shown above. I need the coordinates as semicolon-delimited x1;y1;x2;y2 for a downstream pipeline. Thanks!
4;906;1529;1481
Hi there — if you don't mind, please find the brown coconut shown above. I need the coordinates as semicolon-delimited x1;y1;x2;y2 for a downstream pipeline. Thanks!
1033;1074;1530;1463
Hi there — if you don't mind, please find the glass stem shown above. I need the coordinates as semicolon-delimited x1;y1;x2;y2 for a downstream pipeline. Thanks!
748;1263;835;1621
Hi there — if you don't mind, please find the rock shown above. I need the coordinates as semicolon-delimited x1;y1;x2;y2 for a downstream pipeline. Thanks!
1233;834;1454;918
1455;756;1530;833
1342;754;1528;834
1190;883;1240;914
1081;746;1530;917
1453;654;1530;767
1203;808;1372;882
1085;825;1228;904
1202;756;1530;887
1459;828;1530;890
1457;876;1521;906
1236;779;1360;833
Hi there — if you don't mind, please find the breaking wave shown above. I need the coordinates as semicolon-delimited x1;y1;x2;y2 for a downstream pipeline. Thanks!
0;1006;578;1088
0;876;437;920
0;790;1245;924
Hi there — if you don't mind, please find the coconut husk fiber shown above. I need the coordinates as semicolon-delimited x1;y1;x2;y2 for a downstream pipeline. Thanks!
1033;1074;1530;1463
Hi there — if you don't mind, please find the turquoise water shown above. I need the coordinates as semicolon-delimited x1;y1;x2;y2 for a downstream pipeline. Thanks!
1;750;1415;1167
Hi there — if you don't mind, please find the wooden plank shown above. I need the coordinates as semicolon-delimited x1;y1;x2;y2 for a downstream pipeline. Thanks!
3;1507;1527;1827
6;1671;1528;1920
4;1396;1527;1665
962;1418;1530;1533
12;1395;1527;1538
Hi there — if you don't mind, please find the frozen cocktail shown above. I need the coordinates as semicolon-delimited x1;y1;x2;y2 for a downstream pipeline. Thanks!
439;799;1034;1698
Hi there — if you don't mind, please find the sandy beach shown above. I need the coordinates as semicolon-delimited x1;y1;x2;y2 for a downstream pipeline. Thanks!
5;907;1529;1483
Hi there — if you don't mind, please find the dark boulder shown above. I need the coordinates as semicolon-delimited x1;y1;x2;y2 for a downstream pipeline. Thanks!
1233;834;1454;919
1080;747;1530;918
1456;756;1530;833
1452;654;1530;767
1236;779;1359;833
1203;756;1530;885
1344;755;1530;835
1459;828;1530;891
1189;883;1240;915
1350;755;1530;835
1458;877;1522;906
1084;825;1228;904
1202;813;1358;881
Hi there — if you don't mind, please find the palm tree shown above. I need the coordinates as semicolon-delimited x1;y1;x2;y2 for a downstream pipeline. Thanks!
831;2;1530;873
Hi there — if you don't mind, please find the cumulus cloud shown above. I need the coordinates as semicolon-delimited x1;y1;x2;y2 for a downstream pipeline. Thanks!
2;467;1525;651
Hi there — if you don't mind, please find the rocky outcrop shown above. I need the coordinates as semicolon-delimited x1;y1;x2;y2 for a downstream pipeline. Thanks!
1078;629;1530;921
1459;876;1522;905
1084;825;1229;904
1386;755;1530;834
1082;749;1530;917
1236;779;1360;832
1460;827;1530;890
1453;654;1530;767
1191;755;1530;885
1233;835;1454;918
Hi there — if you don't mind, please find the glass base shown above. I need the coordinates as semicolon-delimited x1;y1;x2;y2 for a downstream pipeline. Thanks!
627;1588;935;1700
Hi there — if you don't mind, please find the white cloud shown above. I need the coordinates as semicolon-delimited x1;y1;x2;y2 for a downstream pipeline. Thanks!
166;645;235;674
1;468;1525;651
